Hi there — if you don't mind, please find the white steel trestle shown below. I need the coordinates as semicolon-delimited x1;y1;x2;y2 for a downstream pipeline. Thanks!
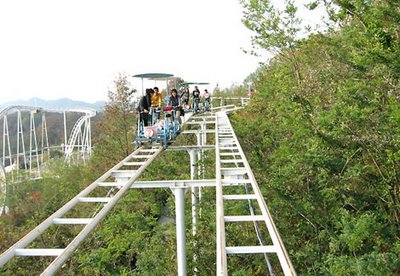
215;111;295;275
0;145;163;275
0;102;295;275
0;105;96;182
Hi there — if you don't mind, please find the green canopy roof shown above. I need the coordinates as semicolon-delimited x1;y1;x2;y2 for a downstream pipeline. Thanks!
182;82;209;86
132;73;174;79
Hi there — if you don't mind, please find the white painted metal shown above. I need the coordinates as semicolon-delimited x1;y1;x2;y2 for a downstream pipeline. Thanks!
171;187;187;276
2;116;13;180
78;197;112;203
63;111;67;149
1;100;294;275
224;215;266;222
220;168;247;176
215;113;228;276
181;129;215;134
221;179;251;185
185;121;215;125
29;111;40;179
222;194;257;200
219;152;240;156
15;249;64;257
226;246;277;254
131;154;154;158
41;113;50;166
52;218;93;224
110;170;137;178
189;150;198;236
139;149;158;152
98;180;216;189
122;161;145;166
168;145;215;151
215;111;295;275
16;110;28;175
131;179;216;189
0;163;6;216
0;105;96;181
64;109;96;163
0;146;163;274
96;182;125;188
220;159;244;164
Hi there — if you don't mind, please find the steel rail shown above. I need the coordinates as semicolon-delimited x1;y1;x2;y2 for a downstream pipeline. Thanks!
215;112;228;275
218;112;296;275
0;105;96;118
0;146;163;275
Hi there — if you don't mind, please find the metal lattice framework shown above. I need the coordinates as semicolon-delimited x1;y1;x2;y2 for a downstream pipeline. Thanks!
0;100;295;275
0;163;6;216
0;105;96;180
0;105;95;217
63;109;96;163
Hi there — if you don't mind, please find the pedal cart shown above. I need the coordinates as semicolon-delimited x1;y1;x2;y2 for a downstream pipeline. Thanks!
134;106;180;148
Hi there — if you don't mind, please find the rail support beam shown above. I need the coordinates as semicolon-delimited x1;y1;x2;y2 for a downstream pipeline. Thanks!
188;150;198;236
171;187;187;276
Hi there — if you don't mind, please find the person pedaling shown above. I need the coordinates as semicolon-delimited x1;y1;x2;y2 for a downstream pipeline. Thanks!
137;88;154;127
168;88;182;124
203;89;211;111
134;87;182;148
192;86;201;113
180;87;190;110
150;86;162;125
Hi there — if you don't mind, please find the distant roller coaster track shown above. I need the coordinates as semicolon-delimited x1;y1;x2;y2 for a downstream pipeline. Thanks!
0;105;96;181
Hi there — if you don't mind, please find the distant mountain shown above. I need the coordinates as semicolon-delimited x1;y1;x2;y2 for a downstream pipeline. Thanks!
0;97;106;111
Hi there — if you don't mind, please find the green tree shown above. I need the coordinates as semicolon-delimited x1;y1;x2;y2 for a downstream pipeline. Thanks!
240;0;304;83
90;74;136;172
234;0;400;274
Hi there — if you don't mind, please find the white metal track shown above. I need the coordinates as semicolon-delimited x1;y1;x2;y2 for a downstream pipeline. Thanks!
0;145;163;275
0;105;96;181
1;102;295;275
215;111;295;275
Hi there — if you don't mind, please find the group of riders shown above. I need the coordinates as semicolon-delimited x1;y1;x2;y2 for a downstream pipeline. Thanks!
137;85;211;127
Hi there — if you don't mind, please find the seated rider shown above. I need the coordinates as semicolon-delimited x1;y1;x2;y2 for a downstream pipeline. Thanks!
180;87;190;109
168;88;182;124
138;88;155;127
151;86;162;124
192;86;200;113
203;89;211;111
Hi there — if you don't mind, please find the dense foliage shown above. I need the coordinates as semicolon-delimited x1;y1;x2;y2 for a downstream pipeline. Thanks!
232;0;400;274
2;1;400;274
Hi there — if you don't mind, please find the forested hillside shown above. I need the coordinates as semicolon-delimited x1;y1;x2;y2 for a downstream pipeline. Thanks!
1;0;400;275
232;0;400;274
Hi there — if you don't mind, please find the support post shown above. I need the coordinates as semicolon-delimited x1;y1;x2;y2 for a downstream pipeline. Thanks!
63;111;67;153
188;150;198;236
171;187;187;276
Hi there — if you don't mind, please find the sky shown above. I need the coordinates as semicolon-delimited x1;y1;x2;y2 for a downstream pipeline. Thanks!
0;0;326;104
0;0;263;103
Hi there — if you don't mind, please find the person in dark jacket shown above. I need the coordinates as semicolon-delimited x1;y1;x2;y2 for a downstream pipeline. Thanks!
192;86;201;113
138;88;154;126
168;88;182;124
180;87;190;109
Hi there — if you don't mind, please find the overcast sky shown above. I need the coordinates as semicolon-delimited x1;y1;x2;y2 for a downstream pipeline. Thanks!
0;0;325;104
0;0;259;103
